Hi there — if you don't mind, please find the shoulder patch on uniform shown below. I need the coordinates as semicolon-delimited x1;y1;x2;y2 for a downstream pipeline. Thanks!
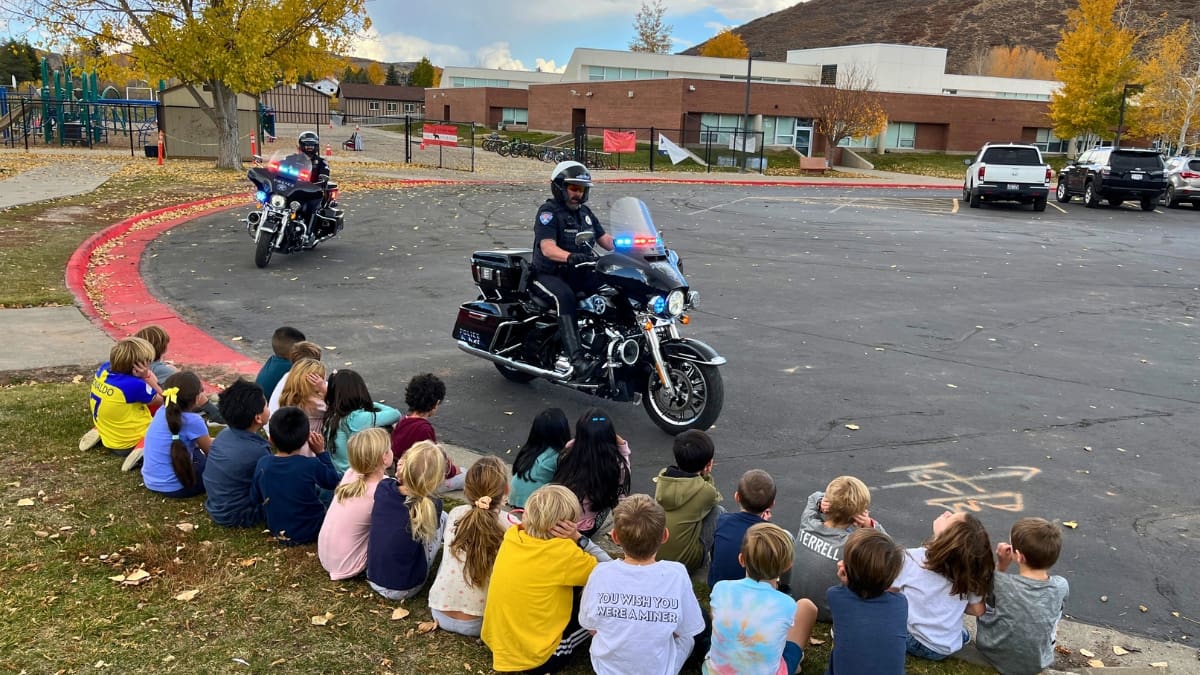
539;212;554;225
584;215;592;225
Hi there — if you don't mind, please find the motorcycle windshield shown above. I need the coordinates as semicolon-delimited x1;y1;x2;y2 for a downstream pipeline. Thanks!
263;150;314;184
599;197;687;291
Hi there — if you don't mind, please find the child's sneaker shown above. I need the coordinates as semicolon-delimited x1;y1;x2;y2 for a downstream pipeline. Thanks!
120;447;144;473
78;428;102;451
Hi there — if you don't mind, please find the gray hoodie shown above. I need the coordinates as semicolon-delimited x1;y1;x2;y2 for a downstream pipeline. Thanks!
789;490;887;621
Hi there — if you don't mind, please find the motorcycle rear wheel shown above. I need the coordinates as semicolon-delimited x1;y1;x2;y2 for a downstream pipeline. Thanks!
254;231;273;268
643;358;723;434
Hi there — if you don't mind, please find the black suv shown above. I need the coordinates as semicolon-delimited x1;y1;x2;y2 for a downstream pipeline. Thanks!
1056;148;1167;211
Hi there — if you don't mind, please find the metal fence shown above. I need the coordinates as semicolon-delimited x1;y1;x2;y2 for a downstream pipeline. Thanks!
575;124;767;173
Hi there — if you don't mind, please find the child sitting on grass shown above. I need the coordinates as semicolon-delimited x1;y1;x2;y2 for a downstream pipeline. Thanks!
894;511;994;661
390;373;465;491
317;428;393;580
580;494;706;675
706;522;817;675
655;429;722;575
140;371;213;497
203;379;271;528
709;469;780;589
255;326;305;396
508;407;571;511
428;456;514;636
367;440;446;600
267;340;322;412
86;336;164;455
250;406;341;545
826;528;908;674
483;484;612;673
134;324;223;423
790;475;887;620
322;369;401;475
976;517;1069;675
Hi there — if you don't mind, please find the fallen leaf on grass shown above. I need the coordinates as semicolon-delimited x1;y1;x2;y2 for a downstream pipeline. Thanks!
1062;521;1078;529
174;589;199;602
238;557;260;567
16;498;34;507
1087;659;1105;668
808;637;826;645
1112;645;1129;655
311;612;334;626
844;423;860;431
391;606;410;620
416;620;437;634
176;523;195;532
1080;649;1096;658
269;658;286;667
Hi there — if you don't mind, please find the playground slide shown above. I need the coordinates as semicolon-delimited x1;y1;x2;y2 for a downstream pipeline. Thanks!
0;107;33;136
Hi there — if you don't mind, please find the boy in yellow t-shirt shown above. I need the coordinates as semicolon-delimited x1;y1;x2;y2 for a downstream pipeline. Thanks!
482;484;611;673
89;337;164;453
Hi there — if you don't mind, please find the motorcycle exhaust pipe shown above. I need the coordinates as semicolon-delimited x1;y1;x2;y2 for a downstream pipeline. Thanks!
456;341;571;382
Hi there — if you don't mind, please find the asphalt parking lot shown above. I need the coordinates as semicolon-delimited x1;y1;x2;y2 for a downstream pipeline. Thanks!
144;182;1200;641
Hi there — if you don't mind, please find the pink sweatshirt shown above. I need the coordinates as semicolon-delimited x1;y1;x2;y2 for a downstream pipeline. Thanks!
317;469;382;579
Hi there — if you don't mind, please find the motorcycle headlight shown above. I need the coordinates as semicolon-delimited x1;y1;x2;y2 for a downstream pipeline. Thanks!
667;290;685;317
269;194;286;208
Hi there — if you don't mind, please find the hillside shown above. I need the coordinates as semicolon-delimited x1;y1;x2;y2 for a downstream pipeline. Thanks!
683;0;1200;74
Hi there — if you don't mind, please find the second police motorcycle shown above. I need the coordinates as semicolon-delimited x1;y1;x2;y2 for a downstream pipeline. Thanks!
244;149;344;268
452;195;726;434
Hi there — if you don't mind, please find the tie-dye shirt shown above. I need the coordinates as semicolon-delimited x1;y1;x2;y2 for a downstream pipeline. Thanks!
704;577;796;675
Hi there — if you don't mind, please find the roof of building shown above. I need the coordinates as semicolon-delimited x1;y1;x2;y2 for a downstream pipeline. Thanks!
338;84;426;101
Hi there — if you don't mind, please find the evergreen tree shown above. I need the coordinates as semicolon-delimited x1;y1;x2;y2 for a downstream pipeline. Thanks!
0;39;39;85
385;63;400;85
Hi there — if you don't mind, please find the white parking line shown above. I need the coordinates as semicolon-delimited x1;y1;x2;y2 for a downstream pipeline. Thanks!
687;197;749;215
829;198;857;214
1048;202;1067;213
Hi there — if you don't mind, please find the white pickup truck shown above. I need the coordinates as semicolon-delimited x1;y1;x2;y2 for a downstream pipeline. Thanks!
963;143;1053;212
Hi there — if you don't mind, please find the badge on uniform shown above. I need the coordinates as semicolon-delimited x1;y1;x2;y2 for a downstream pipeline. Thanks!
539;212;554;225
585;215;592;225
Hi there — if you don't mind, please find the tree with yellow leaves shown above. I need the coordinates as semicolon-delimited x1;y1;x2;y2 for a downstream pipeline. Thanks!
700;30;748;59
982;46;1057;80
5;0;369;168
1050;0;1140;144
1131;22;1200;152
366;62;386;86
798;64;887;160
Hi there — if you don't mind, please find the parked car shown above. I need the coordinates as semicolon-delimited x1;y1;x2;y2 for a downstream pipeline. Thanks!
962;143;1052;211
1055;147;1167;211
1161;156;1200;209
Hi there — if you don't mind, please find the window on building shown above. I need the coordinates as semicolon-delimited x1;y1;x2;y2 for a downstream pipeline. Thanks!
820;64;837;85
1033;128;1070;153
587;66;669;81
501;108;528;125
386;102;398;113
368;101;380;111
450;76;510;88
884;122;916;148
761;116;796;146
699;113;746;145
404;102;420;114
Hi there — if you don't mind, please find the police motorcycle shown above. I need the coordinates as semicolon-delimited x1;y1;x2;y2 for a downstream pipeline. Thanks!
452;196;725;434
244;150;344;268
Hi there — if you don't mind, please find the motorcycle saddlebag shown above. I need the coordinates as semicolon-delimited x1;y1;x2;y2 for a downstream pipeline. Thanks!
452;300;520;350
471;249;531;293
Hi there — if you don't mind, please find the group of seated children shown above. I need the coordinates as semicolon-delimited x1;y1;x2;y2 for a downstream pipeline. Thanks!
85;325;1069;675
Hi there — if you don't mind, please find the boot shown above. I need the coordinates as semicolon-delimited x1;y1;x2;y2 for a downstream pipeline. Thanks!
558;315;592;378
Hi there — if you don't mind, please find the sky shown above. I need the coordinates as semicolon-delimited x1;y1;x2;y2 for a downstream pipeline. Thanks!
349;0;803;72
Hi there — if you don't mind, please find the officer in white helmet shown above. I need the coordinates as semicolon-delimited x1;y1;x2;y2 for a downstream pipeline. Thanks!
530;160;614;376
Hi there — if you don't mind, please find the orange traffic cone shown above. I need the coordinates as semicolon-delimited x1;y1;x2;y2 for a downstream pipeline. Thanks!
325;144;333;157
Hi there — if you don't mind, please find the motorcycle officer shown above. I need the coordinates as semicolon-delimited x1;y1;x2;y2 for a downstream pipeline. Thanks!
293;131;331;242
530;160;614;376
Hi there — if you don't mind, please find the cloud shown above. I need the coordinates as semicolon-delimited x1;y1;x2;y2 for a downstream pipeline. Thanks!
473;43;566;73
349;27;467;64
674;0;800;22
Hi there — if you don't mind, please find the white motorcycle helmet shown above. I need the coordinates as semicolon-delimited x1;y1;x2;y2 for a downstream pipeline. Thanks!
550;160;592;207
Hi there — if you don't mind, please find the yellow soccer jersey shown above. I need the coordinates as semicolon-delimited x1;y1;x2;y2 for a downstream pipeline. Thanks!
89;363;155;450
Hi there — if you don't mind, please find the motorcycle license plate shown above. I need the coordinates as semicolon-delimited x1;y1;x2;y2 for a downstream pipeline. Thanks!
1006;184;1019;191
1131;173;1143;180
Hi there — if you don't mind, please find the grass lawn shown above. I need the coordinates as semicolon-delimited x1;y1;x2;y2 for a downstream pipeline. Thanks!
0;155;995;674
862;152;1071;181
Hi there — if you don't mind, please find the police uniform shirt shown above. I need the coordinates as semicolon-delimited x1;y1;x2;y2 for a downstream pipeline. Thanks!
532;199;605;274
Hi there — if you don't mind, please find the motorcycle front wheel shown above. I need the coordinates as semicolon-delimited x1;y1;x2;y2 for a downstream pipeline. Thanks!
254;229;274;268
643;358;724;434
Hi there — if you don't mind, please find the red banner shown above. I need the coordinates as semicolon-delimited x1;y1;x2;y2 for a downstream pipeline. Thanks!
421;124;458;149
602;129;636;153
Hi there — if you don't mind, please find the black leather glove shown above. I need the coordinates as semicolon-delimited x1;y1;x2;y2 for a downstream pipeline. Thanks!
567;251;596;266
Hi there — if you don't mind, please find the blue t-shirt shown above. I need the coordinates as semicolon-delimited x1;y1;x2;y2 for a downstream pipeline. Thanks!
508;447;560;509
204;427;271;528
251;452;341;545
255;355;292;399
708;511;767;588
826;585;907;675
141;407;208;493
705;577;796;674
367;478;443;591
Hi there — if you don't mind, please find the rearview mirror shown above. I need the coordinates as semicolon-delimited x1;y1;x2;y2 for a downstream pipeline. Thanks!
575;231;595;247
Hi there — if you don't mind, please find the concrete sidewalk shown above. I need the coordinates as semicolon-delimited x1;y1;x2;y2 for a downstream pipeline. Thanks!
1;151;1195;673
